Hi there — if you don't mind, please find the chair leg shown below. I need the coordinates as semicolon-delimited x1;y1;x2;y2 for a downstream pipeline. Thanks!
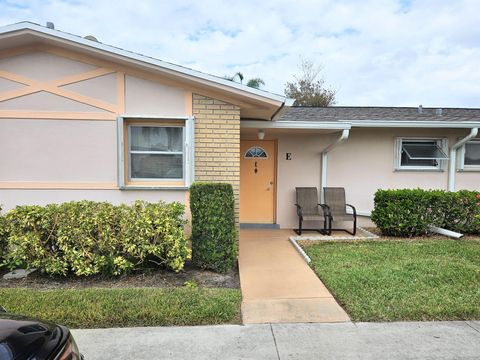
322;217;327;235
294;217;303;235
343;219;357;236
326;216;332;235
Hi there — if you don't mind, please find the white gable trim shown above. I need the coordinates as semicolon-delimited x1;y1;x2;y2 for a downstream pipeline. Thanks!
0;22;287;105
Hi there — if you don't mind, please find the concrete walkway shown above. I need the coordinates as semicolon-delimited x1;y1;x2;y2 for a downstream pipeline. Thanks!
239;229;349;323
72;321;480;360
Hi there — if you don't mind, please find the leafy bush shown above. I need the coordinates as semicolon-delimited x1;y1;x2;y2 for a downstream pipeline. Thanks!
371;189;480;237
190;183;237;273
2;201;190;276
441;190;480;234
371;189;432;237
0;205;7;268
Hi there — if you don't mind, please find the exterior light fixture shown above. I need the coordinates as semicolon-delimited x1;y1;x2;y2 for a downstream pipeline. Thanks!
257;129;265;140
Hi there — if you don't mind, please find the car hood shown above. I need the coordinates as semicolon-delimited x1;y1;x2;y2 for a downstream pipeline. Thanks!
0;313;65;360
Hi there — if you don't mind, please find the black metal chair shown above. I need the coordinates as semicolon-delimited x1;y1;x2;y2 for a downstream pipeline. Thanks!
294;187;330;235
323;187;357;235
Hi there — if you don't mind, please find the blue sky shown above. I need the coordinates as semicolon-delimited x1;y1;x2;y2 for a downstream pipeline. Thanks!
1;0;479;107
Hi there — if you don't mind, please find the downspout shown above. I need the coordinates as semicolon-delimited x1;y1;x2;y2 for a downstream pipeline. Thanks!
320;129;350;203
448;127;478;191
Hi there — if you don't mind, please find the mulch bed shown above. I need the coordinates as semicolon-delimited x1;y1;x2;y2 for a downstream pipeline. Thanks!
0;261;240;290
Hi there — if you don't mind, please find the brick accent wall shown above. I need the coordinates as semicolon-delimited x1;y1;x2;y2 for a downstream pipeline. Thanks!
192;94;241;223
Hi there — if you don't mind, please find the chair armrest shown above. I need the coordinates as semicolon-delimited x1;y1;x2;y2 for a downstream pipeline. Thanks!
294;203;303;217
346;204;357;217
319;204;331;217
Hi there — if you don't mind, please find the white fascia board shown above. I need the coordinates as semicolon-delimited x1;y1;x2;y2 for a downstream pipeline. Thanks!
242;120;480;130
0;22;286;104
241;120;351;130
343;120;480;128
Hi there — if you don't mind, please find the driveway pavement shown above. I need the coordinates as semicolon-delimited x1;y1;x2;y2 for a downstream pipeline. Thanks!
72;320;480;359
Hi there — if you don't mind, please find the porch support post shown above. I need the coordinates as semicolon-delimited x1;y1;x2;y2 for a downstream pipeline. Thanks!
448;127;478;192
320;129;350;203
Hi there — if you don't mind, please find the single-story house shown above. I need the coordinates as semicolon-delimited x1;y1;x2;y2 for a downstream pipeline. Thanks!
1;22;479;229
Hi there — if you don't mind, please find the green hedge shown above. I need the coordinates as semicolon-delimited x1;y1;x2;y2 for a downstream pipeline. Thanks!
0;205;6;268
371;189;480;237
190;182;237;273
1;201;190;276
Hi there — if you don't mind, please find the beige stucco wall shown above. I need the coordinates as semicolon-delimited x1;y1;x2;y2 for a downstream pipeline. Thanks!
276;128;480;229
0;46;249;216
0;117;187;212
62;73;117;104
0;77;24;92
125;75;188;116
0;51;96;81
276;132;330;229
0;48;192;211
0;189;185;212
455;162;480;189
0;119;117;182
0;50;189;115
0;92;101;112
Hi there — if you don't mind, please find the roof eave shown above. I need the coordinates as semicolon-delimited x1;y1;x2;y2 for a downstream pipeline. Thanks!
345;120;480;128
242;119;480;130
0;21;287;106
241;120;351;130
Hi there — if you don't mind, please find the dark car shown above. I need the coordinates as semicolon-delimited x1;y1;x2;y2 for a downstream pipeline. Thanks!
0;309;83;360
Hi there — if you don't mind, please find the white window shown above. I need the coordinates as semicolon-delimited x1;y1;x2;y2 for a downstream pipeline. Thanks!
458;139;480;171
117;117;195;188
129;125;184;180
244;146;268;158
394;137;448;171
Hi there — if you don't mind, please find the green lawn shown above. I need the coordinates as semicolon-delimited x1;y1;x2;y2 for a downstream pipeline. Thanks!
303;238;480;321
0;287;241;328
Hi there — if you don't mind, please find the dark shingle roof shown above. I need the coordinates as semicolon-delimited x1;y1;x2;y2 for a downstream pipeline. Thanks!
275;106;480;122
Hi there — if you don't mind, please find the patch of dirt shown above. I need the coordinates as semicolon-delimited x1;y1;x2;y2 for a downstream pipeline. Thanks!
0;261;240;290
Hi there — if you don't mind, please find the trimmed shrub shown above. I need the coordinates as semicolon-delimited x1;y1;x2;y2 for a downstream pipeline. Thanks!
190;182;237;273
371;189;480;237
441;190;480;234
0;205;7;268
2;200;190;276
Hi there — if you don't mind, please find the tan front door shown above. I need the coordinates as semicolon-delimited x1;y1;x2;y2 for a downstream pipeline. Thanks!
240;140;276;223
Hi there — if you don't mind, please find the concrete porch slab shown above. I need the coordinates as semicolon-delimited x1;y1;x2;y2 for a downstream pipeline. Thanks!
239;229;350;324
290;227;378;242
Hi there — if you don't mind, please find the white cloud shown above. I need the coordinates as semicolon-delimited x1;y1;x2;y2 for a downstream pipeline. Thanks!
1;0;479;107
